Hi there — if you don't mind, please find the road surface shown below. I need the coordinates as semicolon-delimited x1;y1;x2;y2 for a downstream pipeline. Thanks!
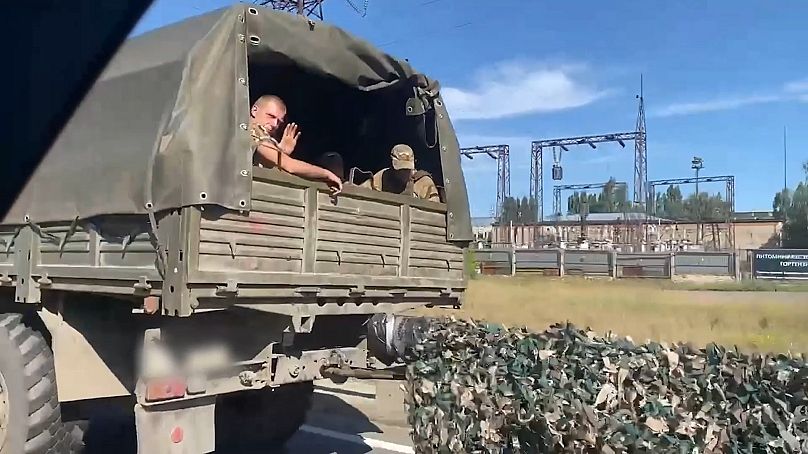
283;379;414;454
77;379;415;453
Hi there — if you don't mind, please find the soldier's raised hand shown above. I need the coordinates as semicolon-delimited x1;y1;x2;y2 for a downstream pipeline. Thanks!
279;122;301;155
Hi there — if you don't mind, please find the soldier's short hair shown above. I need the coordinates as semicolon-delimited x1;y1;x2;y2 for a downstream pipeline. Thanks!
253;95;286;110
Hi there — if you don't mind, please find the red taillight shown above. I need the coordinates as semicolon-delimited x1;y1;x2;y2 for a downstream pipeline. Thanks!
145;377;186;402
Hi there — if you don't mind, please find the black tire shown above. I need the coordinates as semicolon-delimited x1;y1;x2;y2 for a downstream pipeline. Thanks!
215;381;313;453
0;313;69;454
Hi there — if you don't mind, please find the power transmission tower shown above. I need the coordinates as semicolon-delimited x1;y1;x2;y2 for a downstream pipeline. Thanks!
460;145;510;220
253;0;369;19
634;75;647;209
529;76;648;239
254;0;325;19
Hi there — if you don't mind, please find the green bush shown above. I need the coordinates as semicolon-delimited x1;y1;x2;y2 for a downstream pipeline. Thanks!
404;318;808;453
464;248;479;280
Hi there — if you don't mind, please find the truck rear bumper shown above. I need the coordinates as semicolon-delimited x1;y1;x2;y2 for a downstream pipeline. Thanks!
135;397;216;454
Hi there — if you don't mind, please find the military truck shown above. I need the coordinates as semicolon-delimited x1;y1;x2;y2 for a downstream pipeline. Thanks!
0;4;471;453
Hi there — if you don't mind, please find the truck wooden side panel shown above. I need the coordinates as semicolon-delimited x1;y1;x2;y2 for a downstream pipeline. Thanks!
0;167;467;314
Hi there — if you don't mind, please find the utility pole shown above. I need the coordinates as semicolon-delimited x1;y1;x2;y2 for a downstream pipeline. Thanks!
691;156;704;245
782;126;787;248
784;126;788;191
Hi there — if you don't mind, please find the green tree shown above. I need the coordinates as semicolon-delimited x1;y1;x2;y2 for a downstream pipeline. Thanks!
683;191;730;221
565;177;628;215
771;161;808;247
528;197;538;223
773;189;791;220
498;196;539;225
783;182;808;247
662;185;685;219
499;197;517;224
519;196;529;223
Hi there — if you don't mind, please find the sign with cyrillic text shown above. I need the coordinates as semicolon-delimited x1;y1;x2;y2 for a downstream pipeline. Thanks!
753;249;808;280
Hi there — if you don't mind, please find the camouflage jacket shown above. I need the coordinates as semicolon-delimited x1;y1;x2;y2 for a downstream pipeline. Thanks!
250;124;281;168
359;168;440;203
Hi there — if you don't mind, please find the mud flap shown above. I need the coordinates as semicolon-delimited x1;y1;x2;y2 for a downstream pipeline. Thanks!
135;397;215;454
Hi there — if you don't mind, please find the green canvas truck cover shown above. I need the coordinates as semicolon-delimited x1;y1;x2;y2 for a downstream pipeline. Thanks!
6;4;472;242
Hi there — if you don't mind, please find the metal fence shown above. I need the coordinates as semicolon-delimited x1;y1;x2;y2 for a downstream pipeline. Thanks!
514;249;559;275
563;250;612;276
473;249;513;275
474;248;738;279
616;253;671;278
675;252;736;277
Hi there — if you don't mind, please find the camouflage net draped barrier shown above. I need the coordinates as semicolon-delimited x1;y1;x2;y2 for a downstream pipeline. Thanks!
403;318;808;453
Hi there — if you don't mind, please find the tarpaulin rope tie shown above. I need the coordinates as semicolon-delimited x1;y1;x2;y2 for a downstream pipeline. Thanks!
146;206;167;278
57;216;80;256
27;219;59;243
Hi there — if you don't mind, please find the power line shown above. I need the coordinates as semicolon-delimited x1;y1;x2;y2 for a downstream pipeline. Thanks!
344;0;369;17
377;21;472;47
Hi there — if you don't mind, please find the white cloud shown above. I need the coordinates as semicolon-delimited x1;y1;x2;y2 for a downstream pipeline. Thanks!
784;78;808;93
654;76;808;118
654;94;783;117
442;61;612;121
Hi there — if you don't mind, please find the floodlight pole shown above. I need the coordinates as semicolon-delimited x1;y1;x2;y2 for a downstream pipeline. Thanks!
691;156;704;243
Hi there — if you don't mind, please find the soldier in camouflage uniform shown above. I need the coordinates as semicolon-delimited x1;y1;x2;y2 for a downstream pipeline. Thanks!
360;144;440;202
249;95;342;193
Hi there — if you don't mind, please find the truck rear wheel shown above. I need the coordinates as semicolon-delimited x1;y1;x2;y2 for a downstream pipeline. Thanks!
215;381;313;451
0;313;68;454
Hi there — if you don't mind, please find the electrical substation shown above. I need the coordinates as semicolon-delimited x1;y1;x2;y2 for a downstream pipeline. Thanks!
479;82;741;252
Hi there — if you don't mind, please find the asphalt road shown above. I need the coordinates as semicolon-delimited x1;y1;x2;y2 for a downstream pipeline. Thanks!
289;381;414;454
284;423;413;454
76;379;414;454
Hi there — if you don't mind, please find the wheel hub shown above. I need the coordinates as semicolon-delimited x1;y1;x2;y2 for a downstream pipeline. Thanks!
0;370;8;450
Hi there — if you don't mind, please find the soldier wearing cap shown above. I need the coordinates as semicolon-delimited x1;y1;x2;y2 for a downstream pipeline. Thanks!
360;144;440;202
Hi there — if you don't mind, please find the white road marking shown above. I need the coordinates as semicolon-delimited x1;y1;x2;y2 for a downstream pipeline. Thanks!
300;424;414;454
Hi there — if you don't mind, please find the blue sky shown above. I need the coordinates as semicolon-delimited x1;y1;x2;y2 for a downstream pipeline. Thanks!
132;0;808;217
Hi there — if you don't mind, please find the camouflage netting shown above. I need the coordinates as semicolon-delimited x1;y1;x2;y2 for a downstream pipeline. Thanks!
403;318;808;453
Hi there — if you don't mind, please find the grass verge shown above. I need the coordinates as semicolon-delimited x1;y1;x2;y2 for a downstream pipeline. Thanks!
416;276;808;355
667;279;808;292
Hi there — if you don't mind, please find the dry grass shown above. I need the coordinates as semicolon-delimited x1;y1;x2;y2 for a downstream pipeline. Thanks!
416;276;808;355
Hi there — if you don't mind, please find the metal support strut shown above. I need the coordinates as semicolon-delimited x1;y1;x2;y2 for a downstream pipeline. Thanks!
460;145;510;220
